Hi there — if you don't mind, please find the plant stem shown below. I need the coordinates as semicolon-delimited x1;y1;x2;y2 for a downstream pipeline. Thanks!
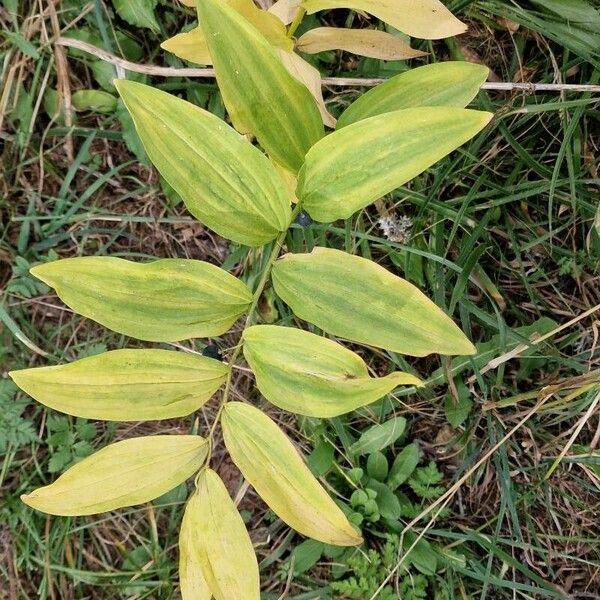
286;7;306;39
203;203;303;464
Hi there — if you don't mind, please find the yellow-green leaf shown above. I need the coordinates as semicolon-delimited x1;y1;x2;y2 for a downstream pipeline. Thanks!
31;257;252;342
243;325;422;417
272;247;476;356
162;0;292;64
297;106;492;222
10;349;228;421
22;435;207;516
296;27;427;60
161;28;212;64
179;497;212;600
197;0;324;173
276;49;336;128
184;469;260;600
115;79;292;246
225;0;293;51
337;62;489;128
222;402;363;545
301;0;467;40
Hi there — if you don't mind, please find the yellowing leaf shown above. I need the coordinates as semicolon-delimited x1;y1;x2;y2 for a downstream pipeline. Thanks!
337;62;489;128
22;435;207;515
179;0;196;5
179;498;212;600
31;257;252;342
297;106;492;222
225;0;293;51
276;49;336;128
197;0;324;173
243;325;422;417
272;247;476;356
296;27;427;60
116;80;292;246
301;0;467;40
184;470;260;600
10;349;228;421
161;28;212;64
222;402;363;545
162;0;292;64
269;0;301;24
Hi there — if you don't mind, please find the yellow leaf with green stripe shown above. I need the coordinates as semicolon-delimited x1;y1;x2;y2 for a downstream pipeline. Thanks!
31;257;252;342
298;107;492;222
197;0;323;172
10;349;228;421
116;80;292;246
22;436;208;516
272;247;476;357
222;402;362;545
243;325;422;417
337;62;489;128
184;470;260;599
301;0;466;39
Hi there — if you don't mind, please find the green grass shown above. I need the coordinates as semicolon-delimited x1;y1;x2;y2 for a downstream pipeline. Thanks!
1;0;599;598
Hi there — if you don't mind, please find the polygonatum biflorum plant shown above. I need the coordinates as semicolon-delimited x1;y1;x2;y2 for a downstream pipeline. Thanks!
10;0;492;596
164;0;469;125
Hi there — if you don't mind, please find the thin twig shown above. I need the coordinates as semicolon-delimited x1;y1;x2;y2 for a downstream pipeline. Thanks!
56;37;600;93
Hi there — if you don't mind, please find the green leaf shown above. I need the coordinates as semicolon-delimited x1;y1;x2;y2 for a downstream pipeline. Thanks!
2;30;40;59
115;80;292;246
242;325;422;417
298;107;492;222
349;417;406;455
272;247;476;357
112;0;159;32
337;62;489;128
366;451;389;481
387;443;420;489
531;0;600;25
196;0;324;172
403;531;438;576
10;349;228;421
367;479;401;520
222;402;362;546
22;435;208;515
443;379;472;428
71;89;117;114
301;0;467;39
290;539;325;574
183;469;260;600
31;257;252;342
307;441;335;476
